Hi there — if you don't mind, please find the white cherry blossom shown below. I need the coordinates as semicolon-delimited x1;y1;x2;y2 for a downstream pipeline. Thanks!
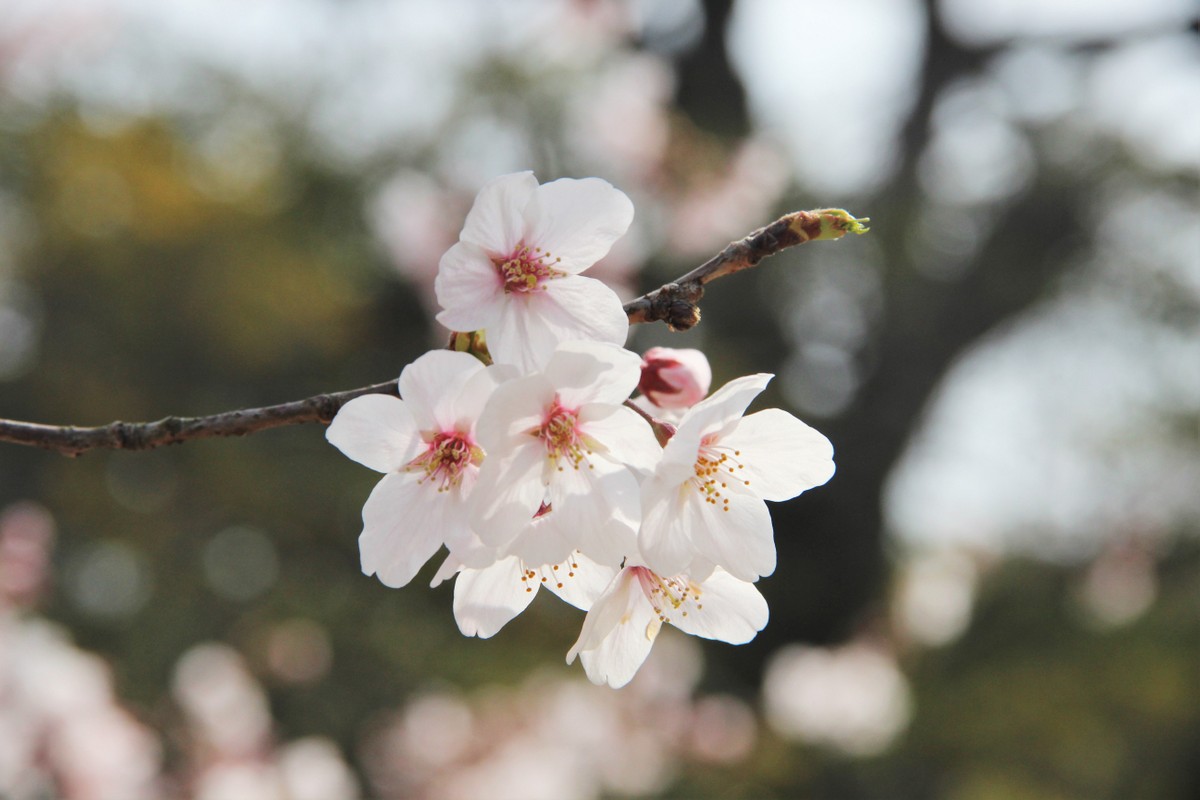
639;373;835;581
326;351;509;589
567;564;768;689
434;171;634;372
470;341;661;567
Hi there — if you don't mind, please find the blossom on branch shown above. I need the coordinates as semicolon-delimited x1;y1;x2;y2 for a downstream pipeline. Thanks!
639;374;836;582
471;340;661;567
434;171;635;372
326;351;511;588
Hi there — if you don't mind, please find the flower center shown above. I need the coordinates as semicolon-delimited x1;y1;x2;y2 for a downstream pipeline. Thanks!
406;431;481;492
495;243;564;294
632;566;703;624
538;400;592;470
689;438;750;513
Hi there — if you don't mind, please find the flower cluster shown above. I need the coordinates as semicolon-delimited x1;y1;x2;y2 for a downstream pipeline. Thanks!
328;172;835;688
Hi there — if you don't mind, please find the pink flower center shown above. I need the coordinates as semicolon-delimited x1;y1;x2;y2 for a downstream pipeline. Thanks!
631;566;704;623
690;437;750;513
406;431;481;492
495;243;564;294
538;399;591;469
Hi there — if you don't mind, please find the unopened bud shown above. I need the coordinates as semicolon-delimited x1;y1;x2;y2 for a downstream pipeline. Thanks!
447;330;492;364
638;347;712;410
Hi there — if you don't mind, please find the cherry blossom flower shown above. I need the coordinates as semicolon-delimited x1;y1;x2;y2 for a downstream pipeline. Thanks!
434;171;635;372
326;351;510;588
637;346;712;410
432;548;617;639
567;564;768;689
470;341;661;567
638;373;835;581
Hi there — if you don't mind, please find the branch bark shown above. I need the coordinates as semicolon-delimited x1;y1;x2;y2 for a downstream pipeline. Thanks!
0;209;866;456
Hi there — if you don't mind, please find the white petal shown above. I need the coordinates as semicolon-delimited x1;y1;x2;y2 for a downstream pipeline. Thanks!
398;350;486;433
542;552;621;611
568;571;659;689
449;363;511;434
434;241;503;332
686;478;777;581
469;444;547;547
578;404;661;473
459;171;538;255
667;569;769;644
325;393;419;473
525;177;634;273
504;513;576;566
484;292;551;373
721;409;836;502
453;556;538;638
639;475;700;578
548;458;639;567
359;472;454;588
540;276;629;348
676;373;773;441
544;341;642;408
429;552;463;588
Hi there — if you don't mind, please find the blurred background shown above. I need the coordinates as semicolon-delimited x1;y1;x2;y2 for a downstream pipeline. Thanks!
1;0;1198;797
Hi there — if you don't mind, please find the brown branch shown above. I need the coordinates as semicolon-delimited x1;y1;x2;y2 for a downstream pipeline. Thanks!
0;208;867;457
623;208;869;331
0;381;399;457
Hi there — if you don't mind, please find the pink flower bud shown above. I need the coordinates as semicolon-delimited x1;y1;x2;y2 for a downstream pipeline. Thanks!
638;347;712;409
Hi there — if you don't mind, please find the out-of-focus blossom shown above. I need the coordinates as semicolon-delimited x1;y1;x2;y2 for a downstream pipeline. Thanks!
326;350;510;587
360;634;753;800
1078;537;1158;628
172;643;273;759
567;564;768;688
637;346;712;410
893;547;980;647
471;341;659;566
0;618;162;800
434;171;634;372
639;373;835;581
264;618;333;684
762;641;911;757
0;501;55;609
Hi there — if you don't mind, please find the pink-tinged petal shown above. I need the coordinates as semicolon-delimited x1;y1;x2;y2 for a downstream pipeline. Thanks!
325;394;420;473
434;241;503;332
469;444;547;548
475;375;552;453
676;373;773;441
452;556;538;638
668;569;769;644
544;341;642;408
398;350;486;432
639;475;700;578
547;459;639;567
578;404;661;473
543;552;621;611
525;177;634;273
686;478;777;581
359;472;452;588
459;171;538;255
721;409;836;502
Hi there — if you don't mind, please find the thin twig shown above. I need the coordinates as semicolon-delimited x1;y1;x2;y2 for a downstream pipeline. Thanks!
623;208;868;330
0;381;398;457
0;209;866;456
